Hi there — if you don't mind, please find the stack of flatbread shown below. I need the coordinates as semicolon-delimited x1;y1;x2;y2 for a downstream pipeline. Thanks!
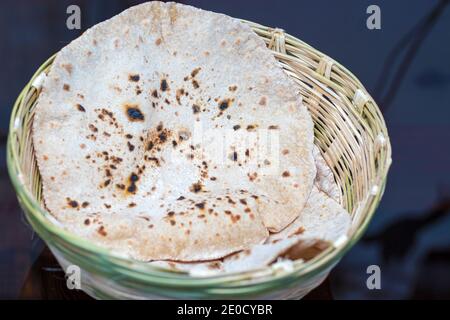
33;2;350;276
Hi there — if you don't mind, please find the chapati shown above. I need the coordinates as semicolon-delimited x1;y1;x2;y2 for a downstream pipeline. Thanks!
33;2;315;261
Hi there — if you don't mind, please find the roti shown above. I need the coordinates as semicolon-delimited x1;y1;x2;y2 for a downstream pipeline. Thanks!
148;186;350;275
149;236;328;276
33;2;315;261
313;146;341;203
269;186;350;243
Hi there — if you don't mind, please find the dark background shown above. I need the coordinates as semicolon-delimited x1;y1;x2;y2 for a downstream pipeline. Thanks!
1;0;450;299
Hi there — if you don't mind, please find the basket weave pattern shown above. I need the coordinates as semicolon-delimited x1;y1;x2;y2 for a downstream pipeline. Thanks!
7;22;391;299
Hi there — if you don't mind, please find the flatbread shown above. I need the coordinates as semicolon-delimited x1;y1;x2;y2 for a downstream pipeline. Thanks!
313;146;341;203
33;2;315;261
149;237;330;276
269;186;350;243
60;191;268;261
313;145;342;204
148;186;349;275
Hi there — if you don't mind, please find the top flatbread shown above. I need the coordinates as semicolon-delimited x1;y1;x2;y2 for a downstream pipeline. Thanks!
32;1;315;261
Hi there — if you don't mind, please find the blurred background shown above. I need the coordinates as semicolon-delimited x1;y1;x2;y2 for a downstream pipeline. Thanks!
1;0;449;299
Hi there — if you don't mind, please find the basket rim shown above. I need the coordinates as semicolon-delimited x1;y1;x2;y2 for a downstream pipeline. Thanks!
7;23;391;290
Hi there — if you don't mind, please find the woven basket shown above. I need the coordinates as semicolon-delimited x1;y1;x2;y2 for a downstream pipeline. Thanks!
7;21;391;299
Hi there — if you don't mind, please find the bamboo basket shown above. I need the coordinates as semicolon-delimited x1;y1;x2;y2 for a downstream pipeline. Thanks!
7;21;391;299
